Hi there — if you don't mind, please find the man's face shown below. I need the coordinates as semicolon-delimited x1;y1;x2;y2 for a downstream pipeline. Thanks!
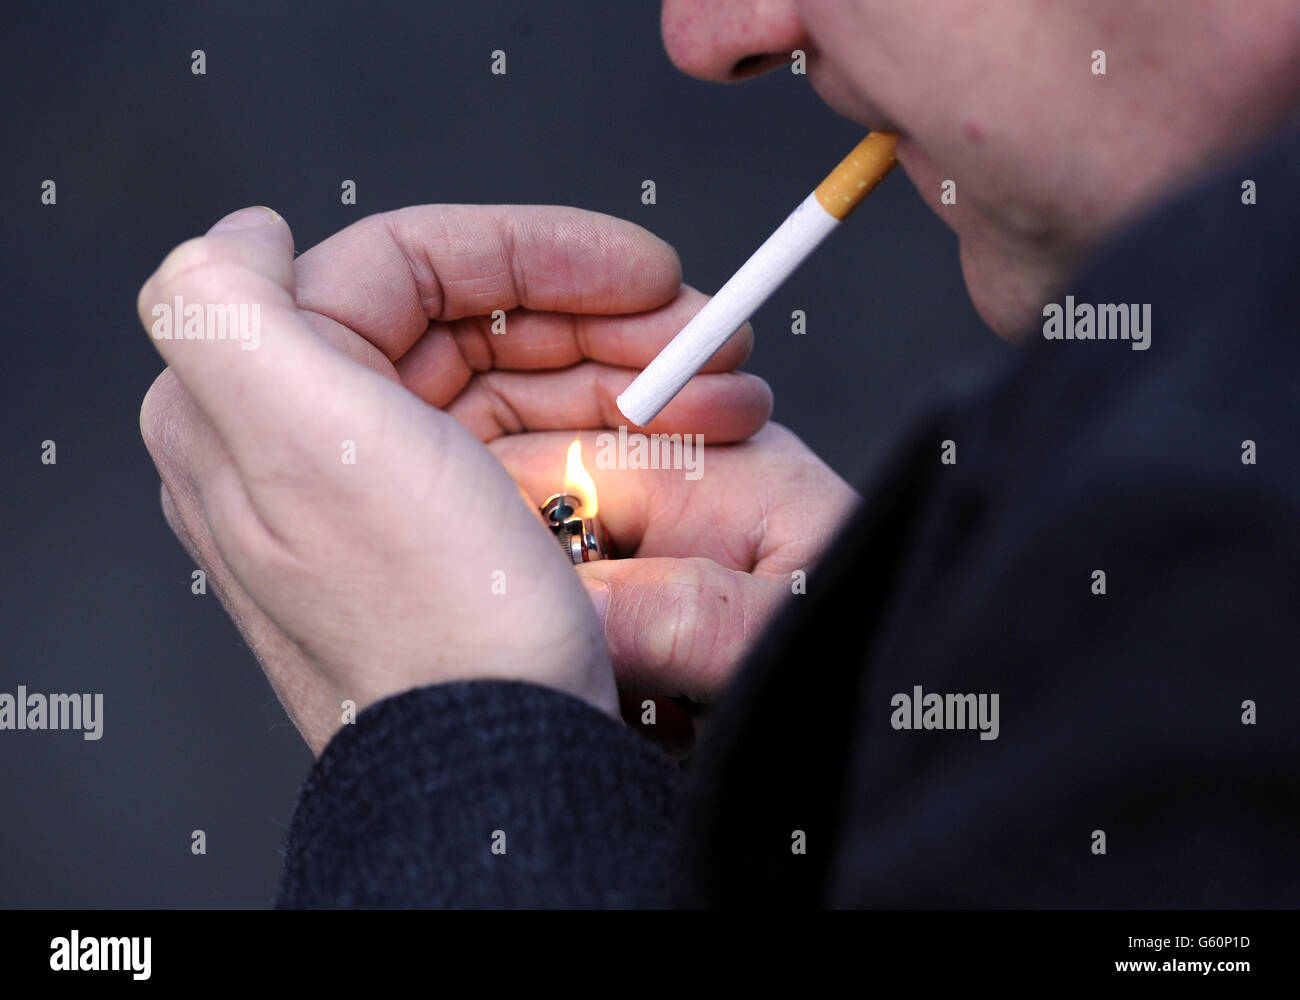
660;0;1286;339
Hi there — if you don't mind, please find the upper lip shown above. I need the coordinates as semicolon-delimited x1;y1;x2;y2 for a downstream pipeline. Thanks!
806;57;899;133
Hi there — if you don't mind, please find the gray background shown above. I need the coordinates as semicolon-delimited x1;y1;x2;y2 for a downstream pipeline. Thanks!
1;1;1006;906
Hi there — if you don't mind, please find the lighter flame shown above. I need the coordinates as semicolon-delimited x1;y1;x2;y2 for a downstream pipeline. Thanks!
564;439;598;517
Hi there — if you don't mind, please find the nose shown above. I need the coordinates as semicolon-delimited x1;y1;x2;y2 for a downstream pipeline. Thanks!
661;0;809;83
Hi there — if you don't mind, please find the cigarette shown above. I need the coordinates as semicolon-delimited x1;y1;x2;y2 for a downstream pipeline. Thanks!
617;132;898;428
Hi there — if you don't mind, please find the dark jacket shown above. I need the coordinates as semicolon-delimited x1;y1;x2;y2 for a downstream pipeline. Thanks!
277;122;1300;908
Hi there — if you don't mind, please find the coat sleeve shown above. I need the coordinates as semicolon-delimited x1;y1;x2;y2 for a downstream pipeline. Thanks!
276;680;683;908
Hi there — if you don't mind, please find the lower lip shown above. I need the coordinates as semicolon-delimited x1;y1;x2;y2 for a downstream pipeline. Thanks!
894;137;939;195
894;135;921;169
893;137;960;225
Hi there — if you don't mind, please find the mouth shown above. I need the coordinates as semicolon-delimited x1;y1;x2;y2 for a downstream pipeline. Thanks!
803;55;963;239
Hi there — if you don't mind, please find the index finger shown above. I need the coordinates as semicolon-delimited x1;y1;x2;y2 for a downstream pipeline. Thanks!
136;207;391;479
293;204;684;363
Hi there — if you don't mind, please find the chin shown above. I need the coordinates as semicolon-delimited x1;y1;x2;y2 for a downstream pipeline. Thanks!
958;238;1053;345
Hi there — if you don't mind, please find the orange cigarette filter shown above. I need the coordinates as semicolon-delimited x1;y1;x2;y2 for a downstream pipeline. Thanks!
814;131;899;220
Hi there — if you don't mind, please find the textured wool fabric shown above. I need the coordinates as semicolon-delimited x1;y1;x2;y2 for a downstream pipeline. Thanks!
277;681;682;907
279;122;1300;908
679;120;1300;908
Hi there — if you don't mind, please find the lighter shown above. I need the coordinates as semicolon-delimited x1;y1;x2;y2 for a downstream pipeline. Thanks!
539;441;609;564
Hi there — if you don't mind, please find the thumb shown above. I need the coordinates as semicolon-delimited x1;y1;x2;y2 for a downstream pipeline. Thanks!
577;557;788;701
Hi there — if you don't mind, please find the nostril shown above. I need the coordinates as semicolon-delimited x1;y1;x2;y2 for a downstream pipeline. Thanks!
730;53;780;79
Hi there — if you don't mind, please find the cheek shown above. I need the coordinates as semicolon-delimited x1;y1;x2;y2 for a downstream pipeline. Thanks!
799;0;1086;242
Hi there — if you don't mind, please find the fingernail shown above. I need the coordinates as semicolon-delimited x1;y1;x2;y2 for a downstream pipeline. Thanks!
208;206;281;234
583;579;609;628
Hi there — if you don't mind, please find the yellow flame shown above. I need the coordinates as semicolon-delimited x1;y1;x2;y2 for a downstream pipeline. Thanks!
564;439;598;517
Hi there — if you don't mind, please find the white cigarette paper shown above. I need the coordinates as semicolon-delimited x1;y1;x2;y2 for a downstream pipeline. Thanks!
617;132;898;428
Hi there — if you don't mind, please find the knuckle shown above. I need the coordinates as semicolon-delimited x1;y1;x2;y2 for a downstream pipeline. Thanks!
661;564;709;668
138;369;190;463
642;559;737;683
156;236;230;289
138;236;240;320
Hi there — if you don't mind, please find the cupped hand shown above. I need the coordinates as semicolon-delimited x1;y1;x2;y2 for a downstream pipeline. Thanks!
137;204;771;753
492;422;859;704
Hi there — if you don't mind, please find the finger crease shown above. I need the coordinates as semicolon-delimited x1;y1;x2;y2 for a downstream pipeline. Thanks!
383;211;446;321
477;372;525;435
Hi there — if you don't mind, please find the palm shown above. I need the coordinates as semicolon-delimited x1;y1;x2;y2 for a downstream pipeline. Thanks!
281;205;851;700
